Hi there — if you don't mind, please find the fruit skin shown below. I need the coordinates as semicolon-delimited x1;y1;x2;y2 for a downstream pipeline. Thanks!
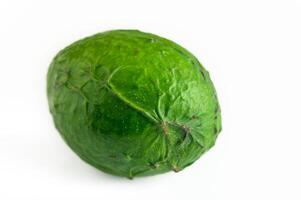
47;30;221;178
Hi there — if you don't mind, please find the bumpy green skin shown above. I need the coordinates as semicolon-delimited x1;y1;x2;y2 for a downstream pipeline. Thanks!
47;30;221;178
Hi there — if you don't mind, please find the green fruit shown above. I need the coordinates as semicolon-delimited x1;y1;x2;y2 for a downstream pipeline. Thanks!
47;30;221;178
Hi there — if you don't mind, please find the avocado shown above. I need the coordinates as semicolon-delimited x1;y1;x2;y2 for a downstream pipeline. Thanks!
47;30;221;178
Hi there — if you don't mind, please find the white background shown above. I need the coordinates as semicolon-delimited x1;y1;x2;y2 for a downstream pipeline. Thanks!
0;0;300;199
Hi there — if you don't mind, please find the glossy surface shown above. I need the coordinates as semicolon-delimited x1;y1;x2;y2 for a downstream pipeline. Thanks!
47;30;221;178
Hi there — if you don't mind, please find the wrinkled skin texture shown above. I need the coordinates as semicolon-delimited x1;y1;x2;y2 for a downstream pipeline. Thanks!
47;30;221;178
